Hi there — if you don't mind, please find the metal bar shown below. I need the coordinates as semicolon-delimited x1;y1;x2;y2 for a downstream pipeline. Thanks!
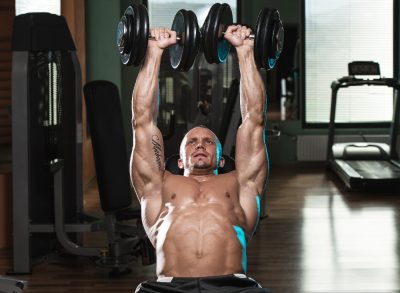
11;52;31;274
326;82;339;160
29;223;103;233
53;166;102;257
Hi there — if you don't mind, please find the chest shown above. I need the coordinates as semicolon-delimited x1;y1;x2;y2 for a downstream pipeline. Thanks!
162;174;239;207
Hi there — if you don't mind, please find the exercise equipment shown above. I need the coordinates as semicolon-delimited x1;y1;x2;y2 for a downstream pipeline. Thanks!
327;61;400;190
0;277;26;293
116;3;199;71
202;3;284;70
11;12;83;275
117;3;284;70
169;10;200;71
11;12;154;277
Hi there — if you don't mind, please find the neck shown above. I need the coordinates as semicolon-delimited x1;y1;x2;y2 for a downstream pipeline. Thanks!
184;169;217;181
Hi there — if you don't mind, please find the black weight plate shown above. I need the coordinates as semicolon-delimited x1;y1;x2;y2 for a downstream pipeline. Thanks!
254;8;269;69
215;3;232;63
202;3;220;64
261;9;273;69
201;4;215;63
116;15;129;54
118;5;136;65
264;9;281;70
169;10;189;70
133;4;149;66
128;4;142;65
182;10;200;71
208;3;222;63
257;8;274;70
260;8;282;70
272;11;284;60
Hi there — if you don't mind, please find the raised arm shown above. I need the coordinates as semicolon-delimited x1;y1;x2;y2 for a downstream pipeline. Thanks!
130;28;176;225
224;25;268;231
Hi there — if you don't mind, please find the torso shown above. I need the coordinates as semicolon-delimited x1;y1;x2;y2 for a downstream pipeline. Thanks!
142;172;258;277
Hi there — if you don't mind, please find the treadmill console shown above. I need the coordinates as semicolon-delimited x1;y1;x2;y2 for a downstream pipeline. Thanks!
348;61;380;76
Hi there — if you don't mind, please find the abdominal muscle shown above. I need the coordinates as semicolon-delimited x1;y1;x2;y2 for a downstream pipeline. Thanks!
152;203;245;277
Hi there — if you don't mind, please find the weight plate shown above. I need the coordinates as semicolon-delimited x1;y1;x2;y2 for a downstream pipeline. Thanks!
169;10;189;70
202;3;220;64
208;3;221;63
182;10;200;71
254;8;269;69
130;4;142;64
261;9;273;69
272;11;284;60
215;3;232;63
257;8;284;70
133;4;149;66
264;9;280;70
118;5;136;65
116;15;129;54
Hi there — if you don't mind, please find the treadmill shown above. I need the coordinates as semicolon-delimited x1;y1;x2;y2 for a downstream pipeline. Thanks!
327;61;400;190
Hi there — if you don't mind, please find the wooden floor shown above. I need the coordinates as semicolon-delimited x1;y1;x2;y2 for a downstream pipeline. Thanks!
1;164;400;293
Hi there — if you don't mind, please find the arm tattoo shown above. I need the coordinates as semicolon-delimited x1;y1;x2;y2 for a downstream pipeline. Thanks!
151;135;163;170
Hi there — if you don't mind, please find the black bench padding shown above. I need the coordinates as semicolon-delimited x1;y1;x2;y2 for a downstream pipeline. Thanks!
84;80;132;212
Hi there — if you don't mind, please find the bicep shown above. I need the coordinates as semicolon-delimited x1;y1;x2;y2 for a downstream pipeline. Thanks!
130;123;165;198
235;119;268;194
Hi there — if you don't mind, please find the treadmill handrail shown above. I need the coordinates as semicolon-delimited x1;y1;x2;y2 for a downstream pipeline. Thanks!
331;77;400;91
327;76;400;161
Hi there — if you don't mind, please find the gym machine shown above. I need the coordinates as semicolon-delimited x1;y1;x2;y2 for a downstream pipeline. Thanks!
11;12;84;274
327;61;400;190
10;13;153;276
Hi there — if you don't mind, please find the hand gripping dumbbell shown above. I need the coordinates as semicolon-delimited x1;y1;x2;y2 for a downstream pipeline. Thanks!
202;3;284;70
116;3;200;71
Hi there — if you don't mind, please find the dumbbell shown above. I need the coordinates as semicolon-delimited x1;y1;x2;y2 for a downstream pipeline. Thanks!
116;3;200;71
202;3;284;70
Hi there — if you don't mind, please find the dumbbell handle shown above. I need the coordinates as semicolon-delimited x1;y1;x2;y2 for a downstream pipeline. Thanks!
221;31;255;39
149;35;183;42
148;32;255;42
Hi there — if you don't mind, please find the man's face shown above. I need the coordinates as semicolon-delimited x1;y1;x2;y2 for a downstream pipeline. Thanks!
179;127;221;174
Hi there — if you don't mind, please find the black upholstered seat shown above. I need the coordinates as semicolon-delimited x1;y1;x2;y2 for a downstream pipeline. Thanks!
84;80;137;215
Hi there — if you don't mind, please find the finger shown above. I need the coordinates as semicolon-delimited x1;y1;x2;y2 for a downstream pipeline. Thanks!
154;27;160;40
240;26;247;39
225;25;239;34
245;27;252;38
160;27;169;39
150;28;156;39
169;30;177;41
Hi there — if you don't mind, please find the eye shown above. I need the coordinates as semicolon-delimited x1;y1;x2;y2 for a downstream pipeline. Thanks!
206;140;214;145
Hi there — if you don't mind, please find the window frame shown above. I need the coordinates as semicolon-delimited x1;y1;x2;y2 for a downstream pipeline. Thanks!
300;0;399;129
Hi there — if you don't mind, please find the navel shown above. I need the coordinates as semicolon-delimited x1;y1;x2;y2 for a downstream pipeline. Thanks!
225;192;231;198
171;193;176;200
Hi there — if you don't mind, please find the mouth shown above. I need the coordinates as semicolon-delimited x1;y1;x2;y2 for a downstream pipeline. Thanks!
193;153;207;158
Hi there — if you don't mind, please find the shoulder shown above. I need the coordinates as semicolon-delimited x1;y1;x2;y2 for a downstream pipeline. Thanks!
217;171;239;184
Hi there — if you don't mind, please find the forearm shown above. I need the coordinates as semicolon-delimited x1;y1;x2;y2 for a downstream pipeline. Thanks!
237;48;266;125
132;47;163;126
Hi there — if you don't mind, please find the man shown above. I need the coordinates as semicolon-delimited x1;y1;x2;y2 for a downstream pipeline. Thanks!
131;24;269;292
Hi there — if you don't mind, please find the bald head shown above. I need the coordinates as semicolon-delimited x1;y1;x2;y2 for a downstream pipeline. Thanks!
178;126;224;175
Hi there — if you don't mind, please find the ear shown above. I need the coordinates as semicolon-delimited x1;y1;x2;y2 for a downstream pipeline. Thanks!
178;158;184;169
218;156;225;168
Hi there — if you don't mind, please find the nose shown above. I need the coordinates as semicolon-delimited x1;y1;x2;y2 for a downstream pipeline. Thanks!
196;142;205;150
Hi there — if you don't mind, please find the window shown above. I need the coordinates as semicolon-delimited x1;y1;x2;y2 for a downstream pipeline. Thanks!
303;0;394;125
148;0;237;28
15;0;60;15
